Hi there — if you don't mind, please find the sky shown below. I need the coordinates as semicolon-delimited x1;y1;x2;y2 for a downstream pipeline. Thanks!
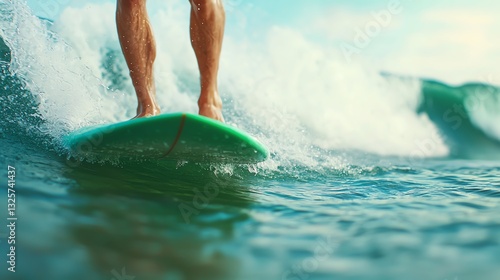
24;0;500;85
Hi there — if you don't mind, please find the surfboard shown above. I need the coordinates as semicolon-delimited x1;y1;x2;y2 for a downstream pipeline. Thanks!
63;113;269;164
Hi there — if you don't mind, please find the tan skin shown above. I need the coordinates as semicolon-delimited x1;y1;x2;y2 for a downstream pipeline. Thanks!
116;0;225;122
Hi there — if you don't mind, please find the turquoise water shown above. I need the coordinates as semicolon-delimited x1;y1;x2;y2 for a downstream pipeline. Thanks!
1;1;500;280
1;134;500;280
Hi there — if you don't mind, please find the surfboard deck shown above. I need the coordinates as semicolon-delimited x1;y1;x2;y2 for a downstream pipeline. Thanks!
63;113;269;164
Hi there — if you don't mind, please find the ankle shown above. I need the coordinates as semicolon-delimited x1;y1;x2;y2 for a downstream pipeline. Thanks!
198;92;222;109
136;92;157;105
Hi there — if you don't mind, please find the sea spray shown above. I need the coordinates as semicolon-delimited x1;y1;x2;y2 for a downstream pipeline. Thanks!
0;0;105;148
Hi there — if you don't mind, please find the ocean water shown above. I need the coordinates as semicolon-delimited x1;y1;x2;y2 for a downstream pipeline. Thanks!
1;1;500;280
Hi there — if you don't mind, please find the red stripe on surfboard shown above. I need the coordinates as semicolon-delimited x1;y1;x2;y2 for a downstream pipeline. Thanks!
162;114;186;158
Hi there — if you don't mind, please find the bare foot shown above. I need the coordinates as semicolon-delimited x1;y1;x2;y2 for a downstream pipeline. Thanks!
198;95;224;122
199;103;224;122
133;102;160;119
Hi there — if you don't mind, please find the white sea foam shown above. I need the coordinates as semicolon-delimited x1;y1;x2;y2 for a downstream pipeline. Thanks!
466;86;500;142
0;0;104;138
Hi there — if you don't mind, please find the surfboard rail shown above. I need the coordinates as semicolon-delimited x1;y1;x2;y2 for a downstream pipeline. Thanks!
63;113;269;164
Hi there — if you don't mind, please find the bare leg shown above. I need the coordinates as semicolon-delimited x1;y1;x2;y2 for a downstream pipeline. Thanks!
189;0;225;122
116;0;160;118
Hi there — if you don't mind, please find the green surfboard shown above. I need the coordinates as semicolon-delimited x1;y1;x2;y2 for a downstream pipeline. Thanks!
63;113;269;164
